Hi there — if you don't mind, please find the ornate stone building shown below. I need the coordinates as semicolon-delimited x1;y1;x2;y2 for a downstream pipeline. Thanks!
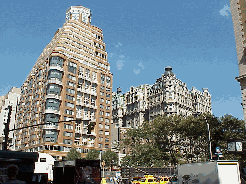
111;66;212;158
125;84;150;128
148;66;211;121
15;6;112;160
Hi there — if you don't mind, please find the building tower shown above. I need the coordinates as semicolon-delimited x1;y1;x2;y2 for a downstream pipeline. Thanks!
15;6;112;160
0;87;21;150
229;0;246;122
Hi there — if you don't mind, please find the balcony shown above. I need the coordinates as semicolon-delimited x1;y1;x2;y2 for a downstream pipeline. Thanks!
90;105;97;109
43;125;58;130
48;65;64;72
91;79;98;84
46;94;61;101
45;109;60;115
88;132;96;137
76;114;82;119
82;116;90;121
47;79;63;86
90;91;97;96
78;74;84;79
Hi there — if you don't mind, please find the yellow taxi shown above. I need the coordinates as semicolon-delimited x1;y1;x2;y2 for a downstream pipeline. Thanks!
137;175;159;184
158;177;170;184
101;177;107;184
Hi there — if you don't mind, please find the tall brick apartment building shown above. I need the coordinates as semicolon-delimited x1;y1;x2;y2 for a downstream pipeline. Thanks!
15;6;112;160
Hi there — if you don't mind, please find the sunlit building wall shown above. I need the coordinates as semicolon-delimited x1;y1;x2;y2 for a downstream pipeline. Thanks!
15;6;112;160
0;87;21;150
229;0;246;122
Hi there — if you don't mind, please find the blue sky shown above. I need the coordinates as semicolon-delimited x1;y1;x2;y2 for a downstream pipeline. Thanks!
0;0;243;119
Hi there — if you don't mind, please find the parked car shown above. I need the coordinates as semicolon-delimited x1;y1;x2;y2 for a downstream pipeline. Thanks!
136;175;158;184
158;177;170;184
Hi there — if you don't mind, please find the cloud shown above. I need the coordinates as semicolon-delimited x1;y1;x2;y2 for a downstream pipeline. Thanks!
119;55;125;58
109;53;113;57
219;4;231;17
115;42;122;48
133;68;140;75
116;60;125;70
138;62;145;69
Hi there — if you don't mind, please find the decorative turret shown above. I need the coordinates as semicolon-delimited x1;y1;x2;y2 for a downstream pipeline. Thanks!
164;66;175;76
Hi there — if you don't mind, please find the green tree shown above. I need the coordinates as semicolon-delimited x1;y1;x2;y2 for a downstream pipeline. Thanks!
65;148;82;160
101;150;118;168
86;149;100;160
120;113;245;167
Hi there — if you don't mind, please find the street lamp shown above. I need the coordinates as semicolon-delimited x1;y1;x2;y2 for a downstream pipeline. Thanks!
204;116;212;160
102;160;105;178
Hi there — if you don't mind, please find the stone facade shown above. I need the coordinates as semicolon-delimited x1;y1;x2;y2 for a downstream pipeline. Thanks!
111;66;212;156
229;0;246;122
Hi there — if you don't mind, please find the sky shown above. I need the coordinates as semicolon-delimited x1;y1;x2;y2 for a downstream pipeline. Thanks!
0;0;243;120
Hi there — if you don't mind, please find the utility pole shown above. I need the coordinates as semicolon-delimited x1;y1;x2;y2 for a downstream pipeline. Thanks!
3;105;12;150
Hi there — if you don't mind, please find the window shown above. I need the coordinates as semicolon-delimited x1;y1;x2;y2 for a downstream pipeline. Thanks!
91;97;96;105
63;139;72;145
99;117;103;122
100;111;104;115
106;106;110;110
65;102;74;108
64;131;73;137
67;74;76;81
105;112;110;117
84;95;89;104
100;104;104;109
64;124;73;130
66;95;75;101
99;124;103;129
65;109;74;115
101;74;105;84
105;125;109;129
66;88;75;94
100;98;104;103
85;68;90;78
99;130;103;135
40;158;46;162
105;119;110;124
67;81;75;88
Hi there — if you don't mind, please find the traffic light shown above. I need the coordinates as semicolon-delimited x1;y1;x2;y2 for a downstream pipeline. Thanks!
76;119;82;124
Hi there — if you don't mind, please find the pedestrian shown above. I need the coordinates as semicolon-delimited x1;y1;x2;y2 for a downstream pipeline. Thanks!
3;164;26;184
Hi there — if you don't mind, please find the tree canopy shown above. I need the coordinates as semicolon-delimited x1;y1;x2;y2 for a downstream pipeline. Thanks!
86;149;100;160
120;113;245;167
65;148;82;160
101;150;119;168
